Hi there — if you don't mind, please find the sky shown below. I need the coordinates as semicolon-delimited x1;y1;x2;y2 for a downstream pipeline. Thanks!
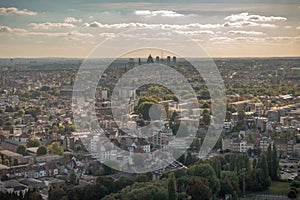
0;0;299;58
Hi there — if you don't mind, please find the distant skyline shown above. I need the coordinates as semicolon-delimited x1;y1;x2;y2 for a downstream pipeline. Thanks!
0;0;299;58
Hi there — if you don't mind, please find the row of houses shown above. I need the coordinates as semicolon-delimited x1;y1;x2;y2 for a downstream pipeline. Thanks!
222;133;298;157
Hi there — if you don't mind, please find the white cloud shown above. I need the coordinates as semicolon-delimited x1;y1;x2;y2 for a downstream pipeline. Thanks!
227;30;265;35
0;25;27;33
140;37;171;41
0;7;37;16
284;26;292;29
0;25;94;41
82;20;280;30
24;31;94;40
82;21;222;29
186;23;222;29
135;10;184;17
64;17;82;23
210;36;234;44
296;26;300;30
223;21;277;28
29;22;76;30
265;36;300;43
99;32;115;38
225;12;287;22
175;30;215;35
67;31;93;37
0;25;105;42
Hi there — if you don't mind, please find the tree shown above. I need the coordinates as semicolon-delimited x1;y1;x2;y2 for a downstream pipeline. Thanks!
190;138;201;152
225;111;232;121
114;176;134;192
48;142;64;156
291;180;300;188
272;144;279;180
68;172;78;185
188;164;220;194
17;108;25;117
184;153;197;166
17;144;27;156
219;171;240;198
251;97;261;103
209;158;221;178
96;176;115;193
68;125;76;132
202;102;209;108
138;101;156;120
164;94;178;102
186;177;212;200
253;158;257;169
168;172;178;200
52;125;59;133
23;189;43;200
237;110;246;121
49;187;67;200
37;146;47;156
135;174;151;183
27;138;41;147
227;104;237;113
267;144;279;180
259;154;271;189
202;109;210;125
288;190;298;199
219;177;234;197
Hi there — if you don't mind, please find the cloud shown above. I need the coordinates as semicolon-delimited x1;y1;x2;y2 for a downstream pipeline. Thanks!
210;36;234;44
0;25;27;33
82;20;279;30
227;30;265;35
175;30;215;35
223;21;277;28
210;35;300;45
0;25;94;41
0;7;37;16
99;32;115;38
67;31;93;37
64;17;82;23
0;25;95;42
265;36;300;43
29;22;76;30
82;21;222;29
296;26;300;30
225;12;287;22
284;26;292;29
135;10;184;17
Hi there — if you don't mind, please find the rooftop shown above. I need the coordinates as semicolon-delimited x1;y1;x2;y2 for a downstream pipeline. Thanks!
0;150;23;157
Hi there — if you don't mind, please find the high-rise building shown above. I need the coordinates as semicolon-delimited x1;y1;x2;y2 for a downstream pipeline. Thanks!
147;54;154;63
155;56;160;63
172;56;177;65
166;56;171;65
128;58;135;68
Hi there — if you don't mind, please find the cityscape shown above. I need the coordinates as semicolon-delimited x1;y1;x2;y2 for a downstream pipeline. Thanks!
0;0;300;200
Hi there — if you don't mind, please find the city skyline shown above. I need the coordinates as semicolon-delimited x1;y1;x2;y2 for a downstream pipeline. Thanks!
0;0;299;58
